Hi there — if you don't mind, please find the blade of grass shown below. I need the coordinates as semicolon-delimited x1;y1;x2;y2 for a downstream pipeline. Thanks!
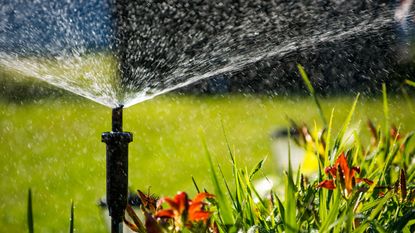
217;165;237;210
345;202;354;233
382;83;389;126
320;186;341;232
388;209;415;232
221;120;235;164
352;222;370;233
382;83;390;158
202;136;234;225
284;131;297;233
284;172;297;233
352;131;361;165
372;221;388;233
367;193;391;221
297;64;327;126
405;79;415;88
28;188;34;233
125;205;145;233
69;201;74;233
242;169;256;225
332;94;359;163
191;176;201;193
379;134;400;184
319;109;335;225
221;123;244;214
244;167;267;211
324;108;335;168
274;193;285;224
401;86;414;113
402;132;415;166
220;121;243;213
249;156;267;180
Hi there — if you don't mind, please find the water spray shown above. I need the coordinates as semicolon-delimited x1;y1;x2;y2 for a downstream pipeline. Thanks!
102;106;132;233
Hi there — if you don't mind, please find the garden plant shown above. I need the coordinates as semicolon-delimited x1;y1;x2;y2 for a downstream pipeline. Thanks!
120;81;415;232
26;67;415;233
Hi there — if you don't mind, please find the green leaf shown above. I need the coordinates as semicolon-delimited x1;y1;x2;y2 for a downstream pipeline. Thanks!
401;132;415;166
125;205;146;233
332;94;359;163
284;172;297;233
324;108;335;168
28;189;34;233
298;64;315;95
249;156;267;180
69;201;74;233
217;165;237;210
382;83;390;158
320;186;341;232
388;209;415;232
284;132;297;233
368;192;392;221
202;136;234;225
352;222;370;233
191;176;201;193
382;83;389;125
405;79;415;88
297;64;327;126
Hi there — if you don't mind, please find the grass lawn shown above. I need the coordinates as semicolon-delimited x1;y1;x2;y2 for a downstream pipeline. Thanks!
0;93;413;232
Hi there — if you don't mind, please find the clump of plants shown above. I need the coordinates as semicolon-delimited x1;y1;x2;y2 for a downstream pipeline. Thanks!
122;67;415;232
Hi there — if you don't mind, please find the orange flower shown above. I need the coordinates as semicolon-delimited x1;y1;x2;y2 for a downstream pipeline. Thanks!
155;192;214;230
318;153;373;196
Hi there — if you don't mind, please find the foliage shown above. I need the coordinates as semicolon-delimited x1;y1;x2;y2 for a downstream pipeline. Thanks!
27;189;34;233
127;111;415;232
123;70;415;232
214;112;414;232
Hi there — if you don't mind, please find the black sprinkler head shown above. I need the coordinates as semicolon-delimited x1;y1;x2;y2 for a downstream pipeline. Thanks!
102;106;133;233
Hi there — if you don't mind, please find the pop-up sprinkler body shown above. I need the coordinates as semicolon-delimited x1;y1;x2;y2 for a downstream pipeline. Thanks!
102;106;132;233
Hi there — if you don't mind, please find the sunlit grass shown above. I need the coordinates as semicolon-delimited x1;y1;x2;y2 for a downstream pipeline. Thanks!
0;94;414;232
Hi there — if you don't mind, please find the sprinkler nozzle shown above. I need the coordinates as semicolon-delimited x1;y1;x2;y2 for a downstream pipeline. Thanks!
112;105;123;132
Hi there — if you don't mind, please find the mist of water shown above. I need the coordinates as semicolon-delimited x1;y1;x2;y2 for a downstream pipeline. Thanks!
0;1;401;108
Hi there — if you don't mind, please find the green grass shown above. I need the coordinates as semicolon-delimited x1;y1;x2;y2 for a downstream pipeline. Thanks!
0;94;414;232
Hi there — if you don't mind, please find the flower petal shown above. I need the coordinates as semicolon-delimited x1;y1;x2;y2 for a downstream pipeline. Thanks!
325;166;337;178
162;197;179;212
193;192;215;203
173;192;189;214
188;210;212;222
155;209;175;218
356;178;373;186
336;153;351;180
317;180;336;190
188;202;204;215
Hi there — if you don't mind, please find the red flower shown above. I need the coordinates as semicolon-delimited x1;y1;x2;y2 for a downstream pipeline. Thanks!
155;192;214;230
318;153;373;196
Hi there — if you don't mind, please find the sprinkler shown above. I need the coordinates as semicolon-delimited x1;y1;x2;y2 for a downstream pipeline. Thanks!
102;106;132;233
